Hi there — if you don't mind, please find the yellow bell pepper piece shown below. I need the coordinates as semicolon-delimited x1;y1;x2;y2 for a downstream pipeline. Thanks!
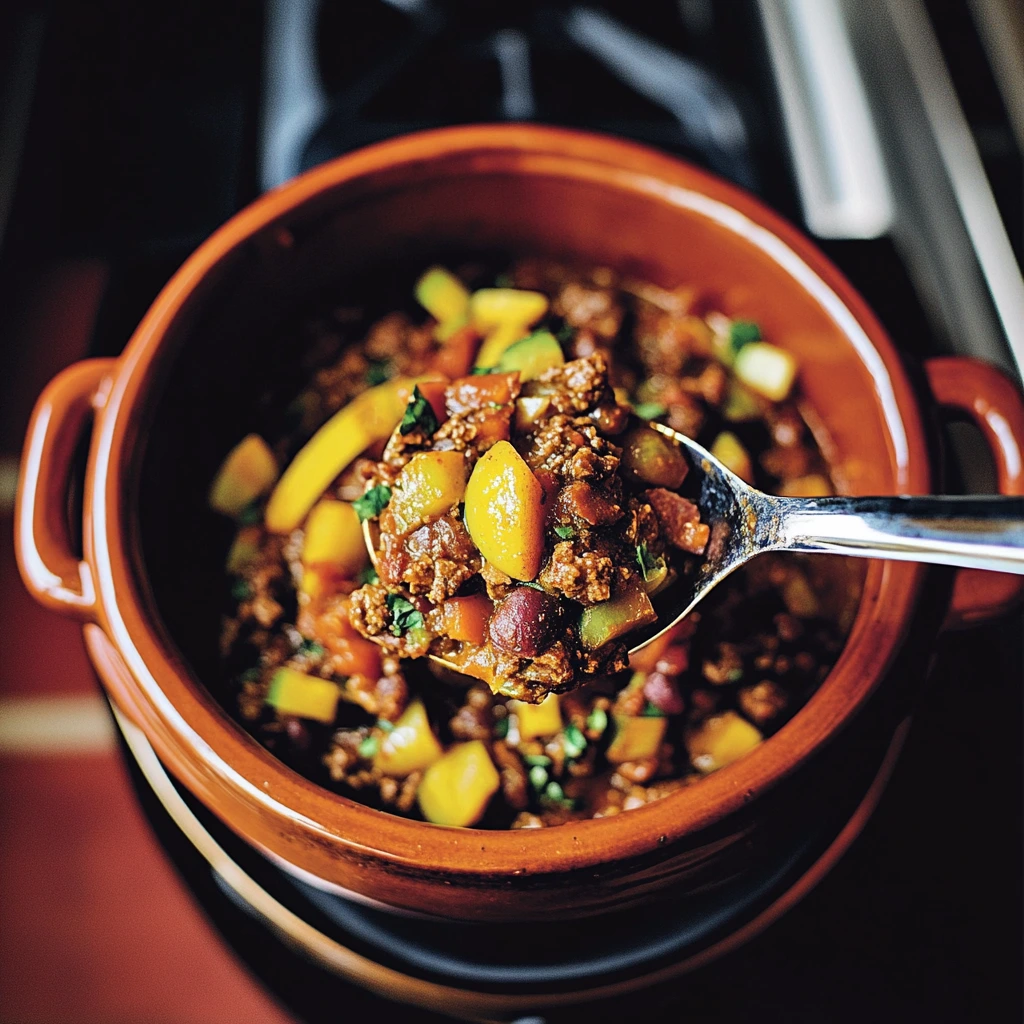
374;699;444;777
415;266;470;323
265;377;425;534
606;714;668;763
266;668;342;723
733;342;798;402
509;692;562;740
469;288;549;331
685;710;763;774
302;500;368;576
474;320;533;369
464;440;545;581
711;431;754;484
417;740;500;826
209;434;278;517
389;450;468;533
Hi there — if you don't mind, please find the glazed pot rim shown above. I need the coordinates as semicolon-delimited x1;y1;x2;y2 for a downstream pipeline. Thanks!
86;124;929;878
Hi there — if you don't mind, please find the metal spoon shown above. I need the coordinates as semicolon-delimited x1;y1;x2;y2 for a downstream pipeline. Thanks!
363;420;1024;662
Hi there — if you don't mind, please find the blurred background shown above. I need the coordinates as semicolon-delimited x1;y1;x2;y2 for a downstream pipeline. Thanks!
0;1;1021;1021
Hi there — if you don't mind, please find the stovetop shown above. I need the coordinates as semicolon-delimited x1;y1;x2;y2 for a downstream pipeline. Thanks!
0;1;1020;1021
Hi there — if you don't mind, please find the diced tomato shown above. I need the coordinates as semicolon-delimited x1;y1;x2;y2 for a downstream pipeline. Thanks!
431;325;480;379
445;372;521;415
471;406;513;445
328;636;383;679
439;594;493;645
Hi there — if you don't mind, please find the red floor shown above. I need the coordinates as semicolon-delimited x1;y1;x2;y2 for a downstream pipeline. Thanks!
0;261;297;1023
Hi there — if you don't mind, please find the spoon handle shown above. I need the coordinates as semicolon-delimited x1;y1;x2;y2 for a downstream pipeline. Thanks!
776;495;1024;574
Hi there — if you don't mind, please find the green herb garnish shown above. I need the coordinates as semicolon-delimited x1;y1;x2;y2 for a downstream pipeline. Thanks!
399;385;439;436
366;360;391;386
541;780;576;810
376;719;394;733
494;715;509;739
353;484;392;522
386;593;425;636
554;525;575;541
632;402;667;421
729;320;762;353
238;501;263;526
635;542;664;581
586;706;608;736
556;322;575;344
358;735;379;758
641;701;666;718
471;365;497;375
241;667;261;683
297;639;324;658
231;579;253;602
528;765;549;790
357;564;380;586
563;724;587;759
523;753;552;767
522;581;545;591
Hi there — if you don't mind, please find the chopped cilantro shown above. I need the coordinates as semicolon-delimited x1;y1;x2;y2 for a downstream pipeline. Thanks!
357;564;380;586
386;593;425;636
729;320;762;353
471;365;497;375
635;542;664;581
541;780;576;810
556;322;575;344
399;386;439;436
231;579;253;602
494;715;509;739
297;639;324;658
353;484;391;522
357;735;379;758
586;706;608;735
238;500;263;526
641;701;666;718
632;402;667;421
522;581;545;591
562;724;587;759
376;718;395;733
241;667;261;683
528;764;549;790
523;753;552;767
366;360;391;386
554;525;575;541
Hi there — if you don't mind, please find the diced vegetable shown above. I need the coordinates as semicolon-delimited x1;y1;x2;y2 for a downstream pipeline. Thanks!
621;425;688;488
265;377;432;533
464;440;545;580
374;699;444;777
606;713;668;763
388;450;468;533
417;740;501;826
438;594;493;645
509;692;562;740
469;288;549;331
579;583;658;650
721;379;764;422
685;710;763;773
778;474;833;497
226;525;261;573
515;395;552;430
733;342;798;402
416;266;470;323
495;330;564;382
711;431;754;483
266;668;342;724
446;372;519;414
302;500;368;576
474;320;533;369
431;323;479;377
209;434;278;517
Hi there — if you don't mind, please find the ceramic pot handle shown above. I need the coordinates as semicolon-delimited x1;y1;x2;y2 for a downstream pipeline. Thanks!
15;358;116;621
925;357;1024;629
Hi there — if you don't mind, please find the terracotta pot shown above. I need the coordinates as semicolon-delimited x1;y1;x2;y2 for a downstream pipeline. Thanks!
15;126;1024;923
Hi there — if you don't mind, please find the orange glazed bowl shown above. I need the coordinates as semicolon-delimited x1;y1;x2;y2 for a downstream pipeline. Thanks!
16;126;1024;923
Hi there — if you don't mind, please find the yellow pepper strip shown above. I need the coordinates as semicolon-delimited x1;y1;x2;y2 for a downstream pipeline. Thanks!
469;288;549;330
474;320;533;369
208;433;278;517
415;267;470;323
265;377;430;534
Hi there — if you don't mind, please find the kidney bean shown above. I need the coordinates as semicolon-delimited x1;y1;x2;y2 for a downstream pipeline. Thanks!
488;586;563;657
643;671;686;715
